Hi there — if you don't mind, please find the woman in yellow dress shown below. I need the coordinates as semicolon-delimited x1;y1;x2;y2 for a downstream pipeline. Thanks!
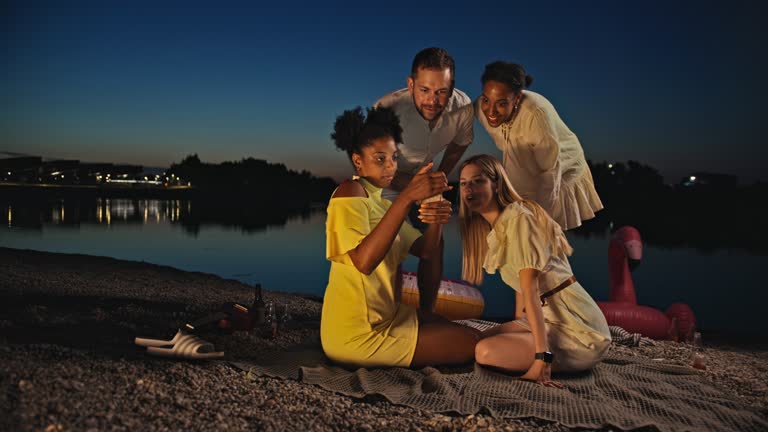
321;106;479;368
458;154;610;386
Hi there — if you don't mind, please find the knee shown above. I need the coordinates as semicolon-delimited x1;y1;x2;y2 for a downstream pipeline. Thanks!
474;339;493;365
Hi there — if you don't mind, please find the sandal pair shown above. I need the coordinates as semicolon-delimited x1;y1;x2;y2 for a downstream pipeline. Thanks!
135;329;224;359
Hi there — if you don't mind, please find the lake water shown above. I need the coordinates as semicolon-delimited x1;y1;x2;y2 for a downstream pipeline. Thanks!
2;198;765;336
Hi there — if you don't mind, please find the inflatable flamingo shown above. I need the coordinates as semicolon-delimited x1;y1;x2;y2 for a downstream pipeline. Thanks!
596;226;697;340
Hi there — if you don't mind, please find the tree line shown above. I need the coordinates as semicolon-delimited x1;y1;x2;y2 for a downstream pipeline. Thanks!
169;154;337;208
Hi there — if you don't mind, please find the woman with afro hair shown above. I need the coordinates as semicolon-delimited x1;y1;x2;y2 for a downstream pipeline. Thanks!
321;106;479;368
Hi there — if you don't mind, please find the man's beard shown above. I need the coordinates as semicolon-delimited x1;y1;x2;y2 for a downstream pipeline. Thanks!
412;94;445;121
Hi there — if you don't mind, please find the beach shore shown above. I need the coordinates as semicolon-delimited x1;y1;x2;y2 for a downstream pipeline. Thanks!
1;246;766;431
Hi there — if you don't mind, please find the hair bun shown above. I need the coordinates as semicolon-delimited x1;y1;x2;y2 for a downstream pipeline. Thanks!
331;107;365;154
366;106;403;144
331;106;403;157
524;74;534;88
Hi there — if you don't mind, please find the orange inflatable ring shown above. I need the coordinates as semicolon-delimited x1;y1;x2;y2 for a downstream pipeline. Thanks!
400;271;484;320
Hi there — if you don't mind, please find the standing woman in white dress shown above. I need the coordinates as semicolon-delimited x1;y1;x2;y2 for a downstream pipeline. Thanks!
476;61;603;230
459;154;611;386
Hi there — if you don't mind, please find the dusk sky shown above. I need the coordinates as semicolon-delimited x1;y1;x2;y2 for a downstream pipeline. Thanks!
2;1;764;183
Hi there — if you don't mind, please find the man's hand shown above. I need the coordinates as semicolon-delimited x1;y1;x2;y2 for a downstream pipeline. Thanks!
401;163;452;204
418;200;452;224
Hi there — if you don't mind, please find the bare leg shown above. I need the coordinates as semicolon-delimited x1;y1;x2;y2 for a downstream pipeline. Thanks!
480;320;530;338
410;312;479;368
475;330;536;373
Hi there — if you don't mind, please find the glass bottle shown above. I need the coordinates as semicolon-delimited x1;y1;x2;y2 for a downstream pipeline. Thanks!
280;304;292;327
690;331;706;370
265;301;277;338
668;317;679;342
251;283;266;326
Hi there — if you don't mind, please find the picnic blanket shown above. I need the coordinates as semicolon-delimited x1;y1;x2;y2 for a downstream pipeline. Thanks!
231;322;766;431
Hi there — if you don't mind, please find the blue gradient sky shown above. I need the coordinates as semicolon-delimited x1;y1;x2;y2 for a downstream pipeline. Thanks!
2;1;764;183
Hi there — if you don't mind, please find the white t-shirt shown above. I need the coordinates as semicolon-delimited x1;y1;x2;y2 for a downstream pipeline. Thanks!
375;88;474;200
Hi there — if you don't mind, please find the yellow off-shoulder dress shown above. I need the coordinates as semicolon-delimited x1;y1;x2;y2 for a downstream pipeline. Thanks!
320;178;422;367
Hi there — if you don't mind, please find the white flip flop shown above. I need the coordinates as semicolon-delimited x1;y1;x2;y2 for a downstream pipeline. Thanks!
135;329;185;348
144;333;224;359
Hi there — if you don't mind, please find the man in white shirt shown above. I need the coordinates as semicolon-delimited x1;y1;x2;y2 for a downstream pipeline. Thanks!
375;47;474;203
375;47;474;313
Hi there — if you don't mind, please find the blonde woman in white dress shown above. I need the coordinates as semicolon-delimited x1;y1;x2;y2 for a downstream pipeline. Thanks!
476;61;603;230
459;154;610;386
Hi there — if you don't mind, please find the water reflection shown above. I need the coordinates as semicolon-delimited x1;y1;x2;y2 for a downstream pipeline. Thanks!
3;196;767;255
2;197;316;234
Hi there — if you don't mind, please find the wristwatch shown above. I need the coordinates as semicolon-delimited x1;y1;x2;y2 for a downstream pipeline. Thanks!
534;351;554;363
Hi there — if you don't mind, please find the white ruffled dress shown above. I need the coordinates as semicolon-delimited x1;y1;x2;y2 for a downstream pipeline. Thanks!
484;203;611;372
476;91;603;230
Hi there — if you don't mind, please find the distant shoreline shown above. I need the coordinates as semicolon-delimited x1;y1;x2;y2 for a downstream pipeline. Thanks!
0;181;195;199
0;181;333;206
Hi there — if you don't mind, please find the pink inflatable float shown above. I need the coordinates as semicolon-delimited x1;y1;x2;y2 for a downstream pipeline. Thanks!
596;226;697;340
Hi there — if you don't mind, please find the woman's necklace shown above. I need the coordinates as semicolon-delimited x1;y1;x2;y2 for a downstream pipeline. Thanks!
508;93;524;125
500;93;524;140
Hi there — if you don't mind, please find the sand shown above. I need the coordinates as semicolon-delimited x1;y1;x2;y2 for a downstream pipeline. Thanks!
1;247;765;431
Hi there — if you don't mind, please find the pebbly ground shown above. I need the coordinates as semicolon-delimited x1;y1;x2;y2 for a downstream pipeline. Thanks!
1;247;766;432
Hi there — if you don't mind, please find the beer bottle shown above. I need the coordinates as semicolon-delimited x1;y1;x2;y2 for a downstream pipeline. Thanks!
251;283;266;326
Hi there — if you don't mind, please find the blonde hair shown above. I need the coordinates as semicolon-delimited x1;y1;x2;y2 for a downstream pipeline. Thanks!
458;154;573;285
